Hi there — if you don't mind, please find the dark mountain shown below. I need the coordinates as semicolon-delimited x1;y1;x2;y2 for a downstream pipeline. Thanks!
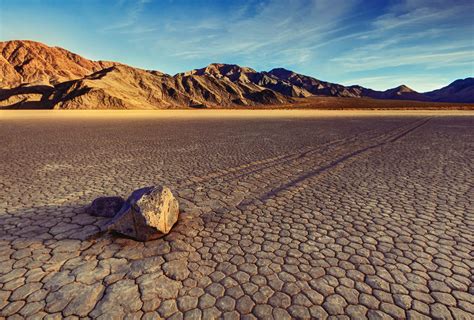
424;78;474;102
381;85;429;101
267;68;361;98
347;84;429;101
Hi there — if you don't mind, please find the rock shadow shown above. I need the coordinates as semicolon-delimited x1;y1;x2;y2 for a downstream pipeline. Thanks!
0;203;105;243
1;197;201;246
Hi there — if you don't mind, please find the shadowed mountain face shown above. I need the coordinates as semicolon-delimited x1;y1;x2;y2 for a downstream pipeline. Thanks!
183;65;357;98
424;78;474;103
348;84;430;101
0;40;472;109
50;65;292;109
181;64;473;103
268;68;361;98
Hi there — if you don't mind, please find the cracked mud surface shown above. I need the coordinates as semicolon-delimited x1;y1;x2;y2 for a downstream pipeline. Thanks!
1;112;473;319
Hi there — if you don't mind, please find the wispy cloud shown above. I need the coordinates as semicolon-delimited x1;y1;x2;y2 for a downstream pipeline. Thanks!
101;0;151;32
96;0;473;90
101;0;359;69
3;0;472;91
330;0;474;77
333;47;474;71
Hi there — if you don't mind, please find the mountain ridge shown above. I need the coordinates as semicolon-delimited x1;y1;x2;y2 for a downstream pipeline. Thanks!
0;40;472;109
0;40;122;88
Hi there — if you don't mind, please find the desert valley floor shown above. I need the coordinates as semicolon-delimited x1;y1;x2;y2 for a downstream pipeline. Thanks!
0;110;473;319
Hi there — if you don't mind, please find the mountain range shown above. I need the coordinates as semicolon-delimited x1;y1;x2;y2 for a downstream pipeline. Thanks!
1;40;472;109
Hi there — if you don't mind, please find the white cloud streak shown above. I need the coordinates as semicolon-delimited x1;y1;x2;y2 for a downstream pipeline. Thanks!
101;0;151;32
103;0;360;68
330;0;474;73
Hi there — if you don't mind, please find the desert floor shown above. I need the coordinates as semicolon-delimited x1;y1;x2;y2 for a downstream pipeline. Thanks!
0;110;473;319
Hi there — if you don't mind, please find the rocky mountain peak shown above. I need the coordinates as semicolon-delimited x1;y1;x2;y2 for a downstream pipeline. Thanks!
1;40;472;109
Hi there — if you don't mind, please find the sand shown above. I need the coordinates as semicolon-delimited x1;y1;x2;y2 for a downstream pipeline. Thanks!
1;109;473;120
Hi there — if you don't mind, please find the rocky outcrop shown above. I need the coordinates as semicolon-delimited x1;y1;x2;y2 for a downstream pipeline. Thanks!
102;186;179;241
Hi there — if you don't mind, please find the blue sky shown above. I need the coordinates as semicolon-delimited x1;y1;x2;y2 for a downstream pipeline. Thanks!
1;0;473;91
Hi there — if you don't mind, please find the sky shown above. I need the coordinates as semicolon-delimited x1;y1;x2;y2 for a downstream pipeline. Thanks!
0;0;473;91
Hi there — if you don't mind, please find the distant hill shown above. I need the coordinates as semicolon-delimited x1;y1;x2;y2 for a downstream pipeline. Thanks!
424;78;474;103
0;40;472;109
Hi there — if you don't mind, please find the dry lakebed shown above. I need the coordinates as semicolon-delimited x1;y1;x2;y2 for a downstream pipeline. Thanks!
0;110;473;319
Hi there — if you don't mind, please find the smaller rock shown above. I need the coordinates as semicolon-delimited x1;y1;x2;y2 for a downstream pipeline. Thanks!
88;196;125;218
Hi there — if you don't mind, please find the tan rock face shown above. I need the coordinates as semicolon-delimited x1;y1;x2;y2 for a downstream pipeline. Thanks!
0;40;117;88
137;186;179;234
0;41;294;109
103;186;179;241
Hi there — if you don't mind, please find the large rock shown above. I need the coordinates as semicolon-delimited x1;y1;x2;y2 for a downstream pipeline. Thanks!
87;196;125;218
102;186;179;241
